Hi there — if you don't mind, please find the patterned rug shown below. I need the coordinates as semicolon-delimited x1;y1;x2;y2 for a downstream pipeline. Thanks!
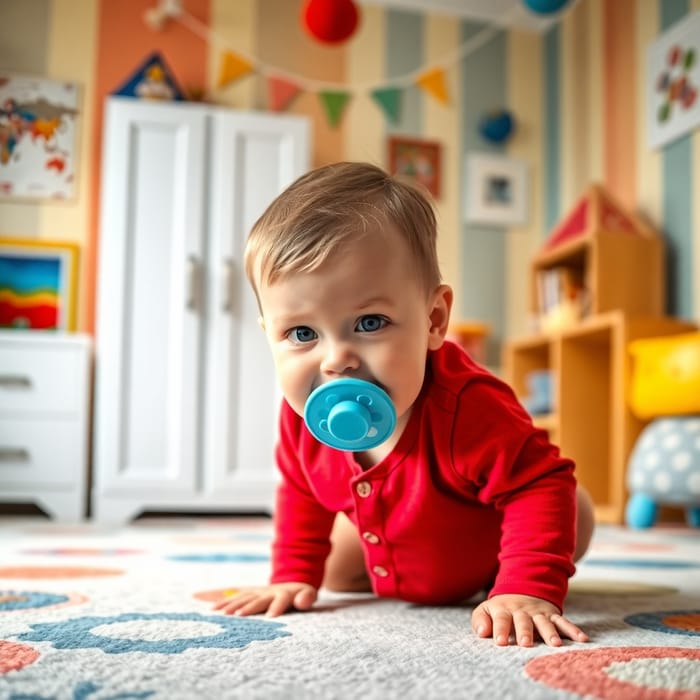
0;516;698;699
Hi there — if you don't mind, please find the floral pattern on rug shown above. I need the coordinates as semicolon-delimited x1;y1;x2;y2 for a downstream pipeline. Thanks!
0;518;698;698
16;612;290;653
625;610;700;637
525;646;700;699
0;590;87;613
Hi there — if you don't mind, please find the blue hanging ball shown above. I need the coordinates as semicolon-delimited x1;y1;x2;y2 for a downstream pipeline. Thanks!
478;110;514;143
523;0;570;14
304;378;396;451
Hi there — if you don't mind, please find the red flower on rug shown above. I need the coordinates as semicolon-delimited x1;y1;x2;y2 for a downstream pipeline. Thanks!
525;646;700;699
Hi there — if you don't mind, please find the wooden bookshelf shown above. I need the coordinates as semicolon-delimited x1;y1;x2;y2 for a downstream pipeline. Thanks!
530;185;664;332
505;314;696;524
505;185;696;524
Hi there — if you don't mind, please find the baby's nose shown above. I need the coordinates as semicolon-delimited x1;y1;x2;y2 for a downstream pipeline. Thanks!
320;341;360;375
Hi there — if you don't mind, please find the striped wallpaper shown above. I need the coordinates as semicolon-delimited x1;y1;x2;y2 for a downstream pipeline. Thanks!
1;0;698;359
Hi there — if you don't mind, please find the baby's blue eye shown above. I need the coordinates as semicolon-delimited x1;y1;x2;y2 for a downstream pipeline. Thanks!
355;315;388;333
289;326;317;343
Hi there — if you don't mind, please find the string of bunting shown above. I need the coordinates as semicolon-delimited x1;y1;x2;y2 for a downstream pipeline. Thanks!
174;10;500;127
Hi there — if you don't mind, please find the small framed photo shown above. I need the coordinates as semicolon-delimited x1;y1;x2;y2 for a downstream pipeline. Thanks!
0;237;80;331
388;136;441;198
465;153;528;227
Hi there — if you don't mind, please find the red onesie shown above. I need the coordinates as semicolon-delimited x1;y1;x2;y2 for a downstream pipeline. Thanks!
271;340;577;610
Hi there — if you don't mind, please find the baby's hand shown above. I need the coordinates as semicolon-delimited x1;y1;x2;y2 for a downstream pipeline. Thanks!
471;594;589;647
213;582;318;617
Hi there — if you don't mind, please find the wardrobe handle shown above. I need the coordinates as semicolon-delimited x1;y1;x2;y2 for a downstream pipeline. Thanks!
0;447;30;462
0;375;32;389
186;255;201;311
222;258;234;312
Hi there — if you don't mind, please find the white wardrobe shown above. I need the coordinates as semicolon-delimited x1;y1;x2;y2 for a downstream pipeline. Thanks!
93;97;310;522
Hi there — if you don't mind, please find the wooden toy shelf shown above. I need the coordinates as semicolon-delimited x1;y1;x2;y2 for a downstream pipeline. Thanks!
504;184;696;524
504;312;696;523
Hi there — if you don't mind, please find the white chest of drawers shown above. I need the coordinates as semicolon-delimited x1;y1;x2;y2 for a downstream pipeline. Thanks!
0;331;91;520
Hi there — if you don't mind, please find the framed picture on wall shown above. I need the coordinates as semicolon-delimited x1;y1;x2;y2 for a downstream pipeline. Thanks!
646;11;700;149
0;237;80;331
464;153;528;227
388;136;441;198
0;74;80;201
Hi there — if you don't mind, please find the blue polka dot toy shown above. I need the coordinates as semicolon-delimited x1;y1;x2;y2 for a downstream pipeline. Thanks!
626;416;700;528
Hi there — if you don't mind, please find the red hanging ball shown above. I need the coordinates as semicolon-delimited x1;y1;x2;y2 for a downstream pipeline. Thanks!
302;0;360;45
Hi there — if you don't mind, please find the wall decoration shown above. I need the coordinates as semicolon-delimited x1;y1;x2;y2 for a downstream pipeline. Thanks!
0;75;80;201
267;75;303;112
143;3;500;126
113;51;184;101
217;51;254;90
465;153;528;227
415;68;450;106
371;87;402;124
0;238;79;331
478;109;515;143
646;11;700;149
388;136;441;198
302;0;360;45
522;0;570;14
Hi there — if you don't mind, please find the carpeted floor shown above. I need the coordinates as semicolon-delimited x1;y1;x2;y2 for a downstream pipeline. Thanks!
0;515;698;699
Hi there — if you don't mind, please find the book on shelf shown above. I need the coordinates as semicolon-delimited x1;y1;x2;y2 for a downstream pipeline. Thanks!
536;267;590;332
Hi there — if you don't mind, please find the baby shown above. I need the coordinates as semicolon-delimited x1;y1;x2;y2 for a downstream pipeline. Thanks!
215;161;594;647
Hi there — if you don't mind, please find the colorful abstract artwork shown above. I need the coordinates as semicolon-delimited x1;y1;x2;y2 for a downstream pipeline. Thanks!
647;11;700;148
0;237;79;330
0;74;80;200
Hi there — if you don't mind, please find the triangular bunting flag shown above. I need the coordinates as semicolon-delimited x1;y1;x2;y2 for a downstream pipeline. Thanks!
318;90;351;127
415;68;449;105
267;75;302;112
217;51;254;89
371;87;402;124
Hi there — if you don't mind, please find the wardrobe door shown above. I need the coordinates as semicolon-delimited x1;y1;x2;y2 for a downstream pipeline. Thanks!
204;109;310;506
94;98;208;521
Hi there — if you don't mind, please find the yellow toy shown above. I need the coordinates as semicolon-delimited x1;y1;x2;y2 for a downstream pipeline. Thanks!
626;331;700;528
628;332;700;419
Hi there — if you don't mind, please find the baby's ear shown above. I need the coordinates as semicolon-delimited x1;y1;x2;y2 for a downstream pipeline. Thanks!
428;284;453;350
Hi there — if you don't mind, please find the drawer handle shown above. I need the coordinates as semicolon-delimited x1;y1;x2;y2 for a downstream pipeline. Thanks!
0;375;32;389
0;447;30;462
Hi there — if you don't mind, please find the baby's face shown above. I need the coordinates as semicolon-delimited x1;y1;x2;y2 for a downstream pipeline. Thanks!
256;224;450;440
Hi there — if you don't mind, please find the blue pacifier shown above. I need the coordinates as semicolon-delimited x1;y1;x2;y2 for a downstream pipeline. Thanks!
303;378;396;451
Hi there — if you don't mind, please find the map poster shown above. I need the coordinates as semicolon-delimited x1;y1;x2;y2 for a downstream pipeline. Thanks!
0;74;80;201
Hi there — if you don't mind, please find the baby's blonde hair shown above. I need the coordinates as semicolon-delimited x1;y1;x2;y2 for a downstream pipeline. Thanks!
244;161;442;296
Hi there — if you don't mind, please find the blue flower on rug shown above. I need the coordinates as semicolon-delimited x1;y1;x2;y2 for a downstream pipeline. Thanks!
10;679;155;699
167;553;269;563
624;610;700;637
582;558;698;568
16;612;290;653
0;590;69;611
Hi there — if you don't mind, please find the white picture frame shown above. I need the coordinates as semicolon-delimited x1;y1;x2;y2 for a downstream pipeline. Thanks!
464;153;528;227
646;11;700;149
